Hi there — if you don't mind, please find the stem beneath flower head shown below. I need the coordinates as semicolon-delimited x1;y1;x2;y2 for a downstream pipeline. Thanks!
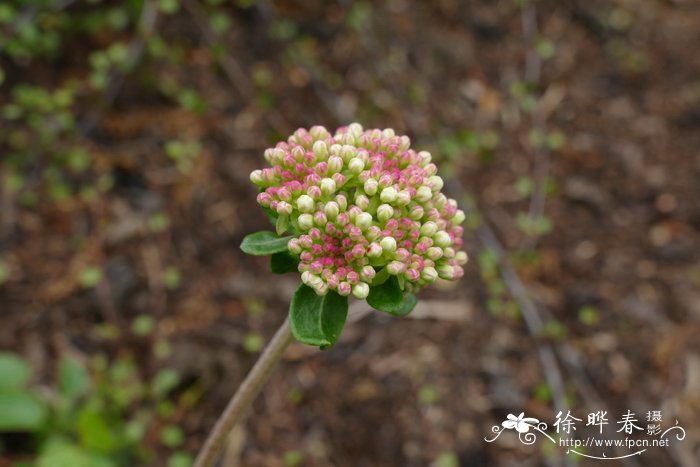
194;317;293;467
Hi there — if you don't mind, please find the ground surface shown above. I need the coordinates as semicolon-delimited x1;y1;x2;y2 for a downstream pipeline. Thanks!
1;0;700;466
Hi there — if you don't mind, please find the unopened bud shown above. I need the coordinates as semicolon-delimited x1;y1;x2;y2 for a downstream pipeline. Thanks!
433;230;451;248
324;201;340;219
380;236;397;252
396;190;411;206
312;140;328;160
296;194;314;213
355;212;372;230
421;266;438;282
420;221;438;237
298;214;314;231
387;261;405;275
328;155;343;173
320;178;336;196
364;179;378;196
348;157;365;174
416;186;433;203
377;204;394;222
352;282;370;299
380;187;398;203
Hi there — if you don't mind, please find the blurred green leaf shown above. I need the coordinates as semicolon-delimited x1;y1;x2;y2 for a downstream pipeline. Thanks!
0;352;31;389
152;369;180;396
0;391;48;431
160;425;184;448
270;251;299;274
79;266;103;288
58;357;90;399
76;408;118;453
132;315;156;336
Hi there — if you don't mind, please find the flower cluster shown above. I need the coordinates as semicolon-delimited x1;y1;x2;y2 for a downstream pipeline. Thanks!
250;123;468;299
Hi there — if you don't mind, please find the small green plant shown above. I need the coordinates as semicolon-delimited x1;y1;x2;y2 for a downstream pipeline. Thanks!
0;343;191;466
195;124;470;466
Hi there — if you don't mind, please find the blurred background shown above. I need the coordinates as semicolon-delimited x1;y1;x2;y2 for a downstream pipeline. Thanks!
1;0;699;466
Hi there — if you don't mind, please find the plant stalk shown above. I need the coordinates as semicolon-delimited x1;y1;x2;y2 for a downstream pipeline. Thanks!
194;317;293;467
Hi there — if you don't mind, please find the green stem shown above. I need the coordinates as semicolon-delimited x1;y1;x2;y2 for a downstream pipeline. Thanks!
194;317;294;467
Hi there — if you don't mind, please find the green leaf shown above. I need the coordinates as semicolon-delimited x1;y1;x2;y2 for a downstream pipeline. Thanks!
270;251;299;274
58;357;90;400
289;284;348;347
275;215;289;235
37;437;116;467
392;293;418;317
0;391;48;431
0;352;31;389
76;408;118;453
240;231;292;256
366;276;405;314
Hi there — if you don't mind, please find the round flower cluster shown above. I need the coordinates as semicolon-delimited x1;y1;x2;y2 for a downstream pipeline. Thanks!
250;123;468;299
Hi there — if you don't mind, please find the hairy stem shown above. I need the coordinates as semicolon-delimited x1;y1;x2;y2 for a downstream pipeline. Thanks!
194;317;293;467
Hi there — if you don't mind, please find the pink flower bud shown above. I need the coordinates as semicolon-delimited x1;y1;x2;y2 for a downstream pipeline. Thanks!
360;265;376;281
338;282;352;296
367;242;383;257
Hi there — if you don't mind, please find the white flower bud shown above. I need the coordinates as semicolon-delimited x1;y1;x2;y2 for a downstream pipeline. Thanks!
249;170;264;185
382;128;395;138
296;194;314;213
352;282;370;299
426;247;443;260
298;213;314;231
328;156;343;173
364;179;378;196
340;144;356;161
367;242;383;257
416;186;433;203
355;194;370;210
452;209;466;225
387;261;405;275
433;230;451;248
429;175;444;192
437;264;455;280
418;150;432;164
455;251;468;264
409;205;424;220
420;221;438;237
421;266;438;282
348;157;365;174
377;204;394;222
380;187;398;203
396;190;411;206
380;236;397;253
335;194;348;211
313;140;328;160
324;201;340;219
347;122;364;136
355;212;372;230
320;178;336;196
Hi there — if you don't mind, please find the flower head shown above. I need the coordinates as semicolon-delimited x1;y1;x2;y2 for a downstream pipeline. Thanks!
251;124;468;296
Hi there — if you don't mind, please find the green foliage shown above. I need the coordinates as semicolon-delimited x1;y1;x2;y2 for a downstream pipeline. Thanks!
289;284;348;348
367;276;416;316
0;342;193;465
270;251;299;274
240;231;293;256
